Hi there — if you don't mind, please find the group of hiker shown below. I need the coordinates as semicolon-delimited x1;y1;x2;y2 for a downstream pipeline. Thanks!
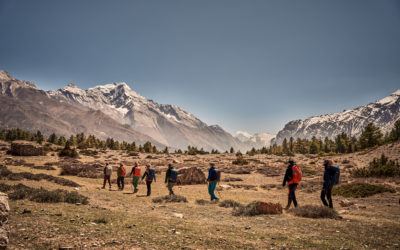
282;159;340;209
102;159;339;209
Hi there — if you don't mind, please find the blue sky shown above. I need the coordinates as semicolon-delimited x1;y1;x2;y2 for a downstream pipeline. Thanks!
1;0;399;134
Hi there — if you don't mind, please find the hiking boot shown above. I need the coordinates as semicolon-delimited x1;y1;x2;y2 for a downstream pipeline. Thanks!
101;186;105;189
133;189;138;193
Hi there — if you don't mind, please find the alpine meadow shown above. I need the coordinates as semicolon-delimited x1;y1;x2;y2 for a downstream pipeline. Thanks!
0;1;400;249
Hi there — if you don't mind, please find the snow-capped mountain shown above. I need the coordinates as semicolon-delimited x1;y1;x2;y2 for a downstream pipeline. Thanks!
0;71;162;147
273;89;400;145
234;131;275;148
48;81;246;151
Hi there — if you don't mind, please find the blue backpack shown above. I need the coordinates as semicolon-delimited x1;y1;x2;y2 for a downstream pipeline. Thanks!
170;169;178;181
149;168;156;180
331;166;340;185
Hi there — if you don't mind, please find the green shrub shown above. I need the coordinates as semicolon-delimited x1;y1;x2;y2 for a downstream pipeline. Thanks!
309;161;316;165
232;154;248;165
218;199;242;208
332;183;395;198
80;149;98;157
290;205;340;219
351;153;400;177
302;168;316;175
0;183;88;204
59;141;79;158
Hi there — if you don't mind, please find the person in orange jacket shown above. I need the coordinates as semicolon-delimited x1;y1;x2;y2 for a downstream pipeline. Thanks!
117;162;126;191
129;162;141;193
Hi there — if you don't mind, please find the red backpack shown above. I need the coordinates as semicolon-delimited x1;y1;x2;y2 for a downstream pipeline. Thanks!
290;165;302;184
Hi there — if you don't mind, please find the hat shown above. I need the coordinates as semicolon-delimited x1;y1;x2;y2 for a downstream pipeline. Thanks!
288;160;295;165
120;162;123;166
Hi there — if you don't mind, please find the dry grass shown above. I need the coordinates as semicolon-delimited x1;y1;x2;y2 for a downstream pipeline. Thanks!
152;195;188;203
218;199;242;208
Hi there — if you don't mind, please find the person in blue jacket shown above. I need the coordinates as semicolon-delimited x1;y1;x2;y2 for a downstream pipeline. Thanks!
207;163;219;201
321;159;337;208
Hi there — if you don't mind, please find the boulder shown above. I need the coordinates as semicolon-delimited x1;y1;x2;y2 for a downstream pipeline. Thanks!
176;167;206;185
10;140;44;156
0;192;9;249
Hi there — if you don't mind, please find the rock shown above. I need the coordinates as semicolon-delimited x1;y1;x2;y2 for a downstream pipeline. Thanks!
10;140;44;156
0;192;10;249
339;199;355;207
22;209;31;214
176;167;206;185
219;184;232;190
173;213;184;219
245;226;251;230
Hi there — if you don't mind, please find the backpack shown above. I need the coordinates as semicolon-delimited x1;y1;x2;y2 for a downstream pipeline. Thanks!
149;168;156;180
133;167;141;177
214;169;221;182
291;165;302;184
331;166;340;185
170;169;178;181
121;166;126;176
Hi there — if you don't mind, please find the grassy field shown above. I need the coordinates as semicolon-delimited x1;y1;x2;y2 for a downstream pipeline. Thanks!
1;143;400;249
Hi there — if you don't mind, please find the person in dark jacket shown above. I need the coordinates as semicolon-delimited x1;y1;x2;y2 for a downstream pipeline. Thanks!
165;164;176;195
142;164;156;196
207;163;219;201
282;160;298;210
321;159;336;208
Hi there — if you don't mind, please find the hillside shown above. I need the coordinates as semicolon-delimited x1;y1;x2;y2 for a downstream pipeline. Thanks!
1;140;399;249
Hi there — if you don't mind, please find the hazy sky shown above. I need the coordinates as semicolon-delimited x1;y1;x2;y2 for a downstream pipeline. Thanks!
1;0;399;134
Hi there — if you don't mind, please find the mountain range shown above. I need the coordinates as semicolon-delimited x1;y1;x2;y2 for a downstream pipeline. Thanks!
273;89;400;144
0;70;249;151
1;70;399;151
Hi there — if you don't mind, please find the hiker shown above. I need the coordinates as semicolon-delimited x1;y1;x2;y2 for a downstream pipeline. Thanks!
117;162;126;191
142;164;156;196
321;159;338;208
207;163;219;201
129;162;141;193
165;164;178;195
282;160;302;210
102;163;112;190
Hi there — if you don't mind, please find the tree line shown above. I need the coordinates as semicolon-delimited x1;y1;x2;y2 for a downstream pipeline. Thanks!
1;119;399;155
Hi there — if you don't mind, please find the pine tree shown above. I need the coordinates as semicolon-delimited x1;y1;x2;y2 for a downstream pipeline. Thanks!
230;147;235;154
359;123;383;149
389;119;400;142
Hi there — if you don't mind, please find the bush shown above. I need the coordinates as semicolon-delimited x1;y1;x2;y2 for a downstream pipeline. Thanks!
302;169;316;175
32;165;56;170
290;205;340;219
0;165;80;187
218;199;242;208
93;218;108;224
80;149;98;157
152;195;188;203
222;177;243;182
232;201;282;216
195;199;211;205
332;183;395;198
59;141;79;158
232;154;248;165
0;183;88;204
351;153;400;177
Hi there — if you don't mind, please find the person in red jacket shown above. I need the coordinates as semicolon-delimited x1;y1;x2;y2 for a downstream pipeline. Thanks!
282;160;299;210
142;164;156;196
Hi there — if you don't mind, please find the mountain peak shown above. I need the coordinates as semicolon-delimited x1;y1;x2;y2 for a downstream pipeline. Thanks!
67;83;78;88
392;89;400;96
0;70;15;81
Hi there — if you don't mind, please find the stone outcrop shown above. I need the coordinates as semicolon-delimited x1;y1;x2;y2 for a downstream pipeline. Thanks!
0;192;9;249
10;140;44;156
176;167;206;185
